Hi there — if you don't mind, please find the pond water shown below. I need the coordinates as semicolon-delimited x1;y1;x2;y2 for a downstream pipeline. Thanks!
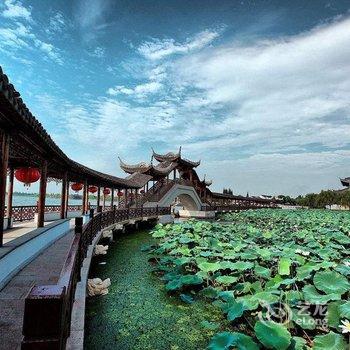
85;229;226;350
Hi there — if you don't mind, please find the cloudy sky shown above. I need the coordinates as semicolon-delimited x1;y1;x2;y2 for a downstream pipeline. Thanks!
1;0;350;196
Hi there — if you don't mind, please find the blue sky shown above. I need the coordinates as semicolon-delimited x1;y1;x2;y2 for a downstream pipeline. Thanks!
1;0;350;196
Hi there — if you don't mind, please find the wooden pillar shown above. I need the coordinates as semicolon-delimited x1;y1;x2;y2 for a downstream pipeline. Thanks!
65;180;69;217
82;180;88;214
173;169;176;180
7;167;14;227
125;189;128;208
37;160;48;228
0;133;10;247
103;189;106;209
111;188;114;208
146;182;149;192
60;172;67;219
97;186;101;208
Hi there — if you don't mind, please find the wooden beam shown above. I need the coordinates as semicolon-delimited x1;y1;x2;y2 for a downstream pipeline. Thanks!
37;160;47;228
60;172;67;219
0;133;10;247
7;167;14;227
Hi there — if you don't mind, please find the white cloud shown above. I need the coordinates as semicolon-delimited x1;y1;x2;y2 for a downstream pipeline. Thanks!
46;12;65;34
2;0;32;21
107;81;162;97
89;46;105;58
137;29;220;60
36;17;350;195
0;22;63;64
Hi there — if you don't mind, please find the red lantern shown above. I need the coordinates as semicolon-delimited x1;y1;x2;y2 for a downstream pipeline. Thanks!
117;191;123;197
71;183;83;192
15;167;41;186
140;189;145;194
88;186;98;193
103;188;110;195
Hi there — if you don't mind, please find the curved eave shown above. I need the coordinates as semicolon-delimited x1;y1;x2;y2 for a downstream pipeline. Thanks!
152;149;180;162
340;178;350;187
178;158;201;168
119;157;152;174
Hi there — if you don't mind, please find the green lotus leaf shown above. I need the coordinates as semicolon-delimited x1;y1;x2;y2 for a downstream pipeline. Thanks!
288;336;307;350
180;274;203;285
200;286;219;299
215;275;238;286
291;308;315;330
180;293;194;304
227;301;247;321
208;332;236;350
229;261;254;271
302;285;341;304
165;278;183;291
339;301;350;318
313;270;350;295
327;301;342;329
335;264;350;276
208;332;259;350
178;235;194;244
313;331;346;350
254;264;271;279
152;228;168;238
254;320;291;350
198;262;221;273
278;258;292;276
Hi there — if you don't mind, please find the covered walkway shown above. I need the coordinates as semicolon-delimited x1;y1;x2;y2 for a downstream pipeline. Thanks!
0;229;74;350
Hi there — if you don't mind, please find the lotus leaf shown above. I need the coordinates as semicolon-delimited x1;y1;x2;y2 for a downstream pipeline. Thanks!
215;275;238;285
254;320;291;350
313;270;350;295
302;285;341;304
278;258;291;276
313;332;346;350
208;332;259;350
198;262;221;273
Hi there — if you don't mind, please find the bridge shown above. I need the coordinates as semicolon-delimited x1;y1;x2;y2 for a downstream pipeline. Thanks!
0;66;276;349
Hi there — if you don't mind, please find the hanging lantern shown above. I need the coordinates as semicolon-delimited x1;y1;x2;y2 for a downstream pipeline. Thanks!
117;191;123;197
103;188;110;195
71;183;83;192
15;167;41;186
129;192;134;198
88;186;98;193
140;189;145;194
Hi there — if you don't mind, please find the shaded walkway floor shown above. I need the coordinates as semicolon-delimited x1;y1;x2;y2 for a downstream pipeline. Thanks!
0;230;73;350
85;230;226;350
2;221;50;244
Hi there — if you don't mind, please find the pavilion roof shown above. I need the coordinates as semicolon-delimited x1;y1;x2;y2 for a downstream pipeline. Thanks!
119;157;176;178
340;177;350;187
0;66;139;189
152;147;200;168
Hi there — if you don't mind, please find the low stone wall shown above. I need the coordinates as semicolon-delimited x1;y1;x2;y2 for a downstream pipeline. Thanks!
0;219;70;290
178;210;215;218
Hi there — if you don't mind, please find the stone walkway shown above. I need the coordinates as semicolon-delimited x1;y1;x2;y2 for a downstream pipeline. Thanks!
2;221;50;244
0;230;74;350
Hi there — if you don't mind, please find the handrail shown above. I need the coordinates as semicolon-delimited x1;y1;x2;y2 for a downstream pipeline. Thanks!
4;204;84;222
21;205;171;349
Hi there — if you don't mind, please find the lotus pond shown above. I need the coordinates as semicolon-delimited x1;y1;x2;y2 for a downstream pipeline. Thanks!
148;209;350;349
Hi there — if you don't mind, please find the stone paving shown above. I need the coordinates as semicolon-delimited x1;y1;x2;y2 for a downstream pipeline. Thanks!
2;221;50;244
0;230;74;350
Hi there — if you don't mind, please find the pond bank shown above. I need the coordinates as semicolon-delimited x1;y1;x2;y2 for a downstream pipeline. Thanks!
85;229;225;350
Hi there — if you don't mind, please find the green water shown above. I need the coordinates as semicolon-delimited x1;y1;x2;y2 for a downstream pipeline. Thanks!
84;230;225;350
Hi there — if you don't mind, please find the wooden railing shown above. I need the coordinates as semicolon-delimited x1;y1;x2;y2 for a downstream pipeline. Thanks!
201;200;276;212
21;206;170;350
5;205;84;222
